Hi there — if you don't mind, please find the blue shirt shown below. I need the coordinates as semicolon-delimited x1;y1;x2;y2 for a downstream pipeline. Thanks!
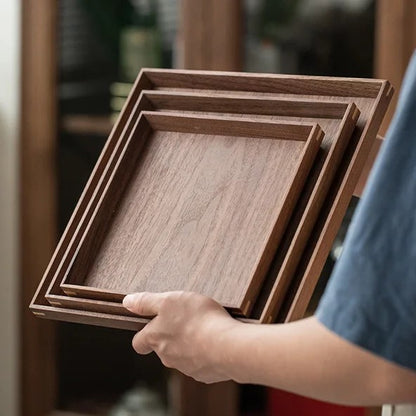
317;52;416;372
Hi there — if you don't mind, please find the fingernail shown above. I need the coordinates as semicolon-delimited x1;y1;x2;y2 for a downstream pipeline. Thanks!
123;294;136;309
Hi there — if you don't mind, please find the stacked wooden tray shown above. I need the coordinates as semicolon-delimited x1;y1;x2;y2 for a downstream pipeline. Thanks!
31;69;393;331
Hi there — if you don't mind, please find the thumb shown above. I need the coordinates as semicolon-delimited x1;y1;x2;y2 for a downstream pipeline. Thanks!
123;292;167;316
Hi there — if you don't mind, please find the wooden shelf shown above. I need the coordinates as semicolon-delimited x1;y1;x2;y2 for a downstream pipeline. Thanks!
50;411;95;416
61;114;113;136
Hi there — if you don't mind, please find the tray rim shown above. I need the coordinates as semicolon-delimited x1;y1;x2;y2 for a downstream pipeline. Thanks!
140;89;354;119
34;92;353;321
57;111;323;315
257;102;360;321
42;91;358;315
141;68;387;98
281;82;393;322
54;100;359;322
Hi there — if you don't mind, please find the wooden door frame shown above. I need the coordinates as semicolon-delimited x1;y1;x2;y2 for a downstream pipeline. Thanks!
375;0;416;134
356;0;416;196
20;1;58;415
180;0;242;70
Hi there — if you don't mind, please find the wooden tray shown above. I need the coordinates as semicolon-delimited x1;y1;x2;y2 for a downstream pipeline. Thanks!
55;111;322;316
46;93;358;323
31;70;392;330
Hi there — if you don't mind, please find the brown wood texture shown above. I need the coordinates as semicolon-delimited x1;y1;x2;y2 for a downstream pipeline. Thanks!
20;1;58;416
181;0;242;70
208;0;242;71
375;0;416;135
181;0;207;69
145;69;386;97
46;93;357;324
255;105;359;322
353;0;416;197
31;69;392;330
59;113;322;315
31;304;148;332
281;94;392;323
30;72;154;330
354;135;384;197
169;372;238;416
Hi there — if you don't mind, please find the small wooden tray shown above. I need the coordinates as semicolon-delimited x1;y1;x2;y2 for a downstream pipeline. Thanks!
31;70;392;330
46;93;357;323
57;112;322;316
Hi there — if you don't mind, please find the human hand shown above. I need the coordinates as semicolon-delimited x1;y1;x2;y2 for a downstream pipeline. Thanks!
123;291;241;383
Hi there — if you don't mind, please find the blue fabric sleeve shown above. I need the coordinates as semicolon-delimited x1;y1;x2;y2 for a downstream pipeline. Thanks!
316;52;416;372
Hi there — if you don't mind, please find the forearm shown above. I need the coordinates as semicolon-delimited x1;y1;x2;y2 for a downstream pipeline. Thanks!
124;292;416;405
216;317;416;405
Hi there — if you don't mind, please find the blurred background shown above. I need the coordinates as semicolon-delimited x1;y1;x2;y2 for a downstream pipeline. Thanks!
0;0;415;415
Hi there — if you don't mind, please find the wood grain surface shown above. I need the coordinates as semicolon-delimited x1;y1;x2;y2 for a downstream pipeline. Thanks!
59;112;322;315
31;69;392;330
51;95;357;323
143;70;381;96
280;91;393;322
20;2;58;415
181;0;242;71
254;104;359;322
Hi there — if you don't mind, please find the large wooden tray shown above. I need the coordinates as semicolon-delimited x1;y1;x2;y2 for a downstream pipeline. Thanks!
51;111;323;316
45;92;358;324
31;70;392;330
